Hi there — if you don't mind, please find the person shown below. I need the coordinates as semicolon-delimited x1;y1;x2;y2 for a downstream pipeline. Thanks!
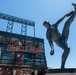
43;3;76;69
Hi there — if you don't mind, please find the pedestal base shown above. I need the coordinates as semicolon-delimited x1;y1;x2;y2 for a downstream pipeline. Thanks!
46;68;76;75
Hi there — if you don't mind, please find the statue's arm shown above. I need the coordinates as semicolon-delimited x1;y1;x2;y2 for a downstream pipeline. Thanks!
53;11;73;27
47;37;54;51
46;29;54;50
46;29;54;55
53;15;66;27
48;38;55;55
49;40;54;51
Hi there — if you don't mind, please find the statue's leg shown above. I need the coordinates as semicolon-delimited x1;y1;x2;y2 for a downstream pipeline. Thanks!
60;3;76;68
60;42;70;69
62;11;76;42
55;39;70;69
62;3;76;42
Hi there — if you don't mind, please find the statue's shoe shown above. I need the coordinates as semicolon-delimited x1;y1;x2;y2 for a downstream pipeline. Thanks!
72;3;76;7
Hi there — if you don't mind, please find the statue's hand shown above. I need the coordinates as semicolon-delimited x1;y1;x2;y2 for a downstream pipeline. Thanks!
50;49;54;56
65;11;73;17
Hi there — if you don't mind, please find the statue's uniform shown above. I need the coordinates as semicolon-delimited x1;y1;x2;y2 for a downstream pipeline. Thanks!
46;25;69;50
46;26;61;42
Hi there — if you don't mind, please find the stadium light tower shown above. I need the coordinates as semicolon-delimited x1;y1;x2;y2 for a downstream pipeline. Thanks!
0;12;35;37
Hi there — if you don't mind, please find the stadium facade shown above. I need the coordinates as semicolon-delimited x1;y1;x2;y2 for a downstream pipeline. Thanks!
0;13;47;75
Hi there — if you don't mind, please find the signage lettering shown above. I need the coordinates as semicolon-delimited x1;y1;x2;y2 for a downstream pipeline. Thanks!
7;44;43;54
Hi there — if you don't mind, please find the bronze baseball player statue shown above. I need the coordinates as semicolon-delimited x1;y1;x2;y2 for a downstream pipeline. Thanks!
43;3;76;69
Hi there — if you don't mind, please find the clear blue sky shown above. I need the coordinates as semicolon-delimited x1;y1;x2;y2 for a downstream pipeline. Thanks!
0;0;76;69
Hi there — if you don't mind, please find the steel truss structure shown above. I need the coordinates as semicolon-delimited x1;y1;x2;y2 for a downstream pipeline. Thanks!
0;12;35;36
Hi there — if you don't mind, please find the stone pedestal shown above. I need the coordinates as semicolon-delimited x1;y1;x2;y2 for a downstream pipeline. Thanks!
46;68;76;75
